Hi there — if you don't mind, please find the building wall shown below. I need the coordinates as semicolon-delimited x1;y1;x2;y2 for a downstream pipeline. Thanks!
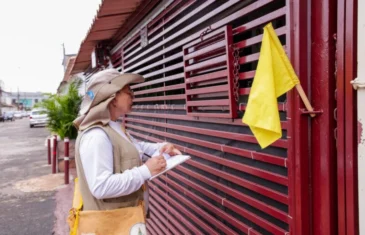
10;92;48;109
110;1;294;234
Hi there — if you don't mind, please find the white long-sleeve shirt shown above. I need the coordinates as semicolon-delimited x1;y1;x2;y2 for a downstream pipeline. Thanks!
79;120;166;199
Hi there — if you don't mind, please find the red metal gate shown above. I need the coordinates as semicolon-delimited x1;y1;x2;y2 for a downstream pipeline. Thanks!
336;0;358;234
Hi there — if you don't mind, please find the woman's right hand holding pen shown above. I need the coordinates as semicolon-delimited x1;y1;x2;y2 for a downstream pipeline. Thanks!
145;155;167;176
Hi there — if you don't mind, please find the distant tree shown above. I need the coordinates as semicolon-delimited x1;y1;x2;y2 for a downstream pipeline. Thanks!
37;78;83;139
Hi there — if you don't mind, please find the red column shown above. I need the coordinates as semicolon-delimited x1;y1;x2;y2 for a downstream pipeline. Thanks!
64;137;69;184
52;135;57;174
311;0;337;234
287;1;311;234
47;138;51;165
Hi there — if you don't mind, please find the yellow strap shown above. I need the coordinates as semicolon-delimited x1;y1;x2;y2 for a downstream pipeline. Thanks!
70;178;83;235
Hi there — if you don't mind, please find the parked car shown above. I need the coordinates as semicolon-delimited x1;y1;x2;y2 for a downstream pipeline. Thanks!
13;111;23;119
0;113;4;122
29;109;48;128
3;111;14;121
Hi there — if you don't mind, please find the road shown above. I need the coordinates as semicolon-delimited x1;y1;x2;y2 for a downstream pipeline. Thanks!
0;118;56;235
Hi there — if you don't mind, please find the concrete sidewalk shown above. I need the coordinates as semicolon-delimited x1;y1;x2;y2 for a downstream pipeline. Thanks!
0;119;77;235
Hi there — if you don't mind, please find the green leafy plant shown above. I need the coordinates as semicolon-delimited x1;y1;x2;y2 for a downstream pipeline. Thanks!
38;78;82;139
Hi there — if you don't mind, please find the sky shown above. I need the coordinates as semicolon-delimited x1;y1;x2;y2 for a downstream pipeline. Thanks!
0;0;102;93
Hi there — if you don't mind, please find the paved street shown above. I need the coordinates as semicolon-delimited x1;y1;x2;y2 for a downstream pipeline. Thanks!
0;119;57;235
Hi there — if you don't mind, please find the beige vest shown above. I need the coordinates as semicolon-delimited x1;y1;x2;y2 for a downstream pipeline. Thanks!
75;124;144;211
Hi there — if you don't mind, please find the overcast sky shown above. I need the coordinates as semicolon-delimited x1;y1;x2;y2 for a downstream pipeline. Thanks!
0;0;101;93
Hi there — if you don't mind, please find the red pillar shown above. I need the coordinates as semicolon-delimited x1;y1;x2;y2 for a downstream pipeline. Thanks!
311;0;337;234
64;137;69;184
287;1;311;234
47;138;51;165
52;135;57;174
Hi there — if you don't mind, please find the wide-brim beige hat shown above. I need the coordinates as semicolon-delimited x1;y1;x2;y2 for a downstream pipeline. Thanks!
79;68;144;115
73;69;144;131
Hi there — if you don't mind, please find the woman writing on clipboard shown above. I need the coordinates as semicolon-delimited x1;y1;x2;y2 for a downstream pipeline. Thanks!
71;69;181;235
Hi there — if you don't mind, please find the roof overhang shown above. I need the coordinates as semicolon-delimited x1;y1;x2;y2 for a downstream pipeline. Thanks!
71;0;160;74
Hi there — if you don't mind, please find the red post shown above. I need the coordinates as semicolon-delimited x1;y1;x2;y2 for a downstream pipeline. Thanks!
47;138;51;165
52;135;57;174
311;0;337;234
64;137;69;184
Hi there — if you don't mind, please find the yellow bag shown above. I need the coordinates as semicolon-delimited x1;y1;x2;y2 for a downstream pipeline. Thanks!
68;178;146;235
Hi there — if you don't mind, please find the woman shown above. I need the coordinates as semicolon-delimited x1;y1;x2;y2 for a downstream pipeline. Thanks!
71;69;181;233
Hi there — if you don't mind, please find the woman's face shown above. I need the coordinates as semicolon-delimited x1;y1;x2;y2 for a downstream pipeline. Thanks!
112;85;134;114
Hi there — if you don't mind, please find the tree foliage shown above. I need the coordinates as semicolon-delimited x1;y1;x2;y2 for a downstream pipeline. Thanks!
38;79;82;139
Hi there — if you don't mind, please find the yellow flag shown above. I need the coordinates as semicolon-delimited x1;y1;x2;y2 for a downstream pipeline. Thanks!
242;23;299;149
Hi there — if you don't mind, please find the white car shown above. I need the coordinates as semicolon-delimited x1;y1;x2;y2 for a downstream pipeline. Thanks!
13;111;23;119
29;109;48;128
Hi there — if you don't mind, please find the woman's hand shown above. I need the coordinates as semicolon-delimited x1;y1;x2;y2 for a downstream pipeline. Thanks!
145;155;167;176
159;143;182;156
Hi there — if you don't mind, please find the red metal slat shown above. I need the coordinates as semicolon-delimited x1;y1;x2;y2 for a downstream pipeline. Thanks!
240;102;287;112
148;205;176;235
129;130;286;168
179;146;288;185
186;99;229;107
147;221;157;235
133;94;185;102
149;197;199;235
186;85;228;95
134;52;183;74
239;88;251;96
234;26;287;50
125;117;288;149
155;177;239;235
167;172;287;234
176;165;289;223
149;185;218;235
147;0;185;28
149;212;171;235
125;0;239;68
148;0;196;36
186;113;233;118
185;55;227;73
133;84;185;96
129;130;288;205
240;70;256;80
124;0;217;64
128;126;288;167
196;91;228;99
162;174;255;234
123;39;141;56
131;73;184;89
120;0;274;73
132;104;186;110
233;7;286;35
184;40;226;61
147;1;221;46
143;62;183;79
149;200;186;235
185;159;288;205
239;53;260;65
147;219;163;235
127;111;288;129
185;70;227;84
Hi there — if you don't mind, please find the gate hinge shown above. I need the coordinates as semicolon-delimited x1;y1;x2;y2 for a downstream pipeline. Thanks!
300;109;323;116
350;77;365;90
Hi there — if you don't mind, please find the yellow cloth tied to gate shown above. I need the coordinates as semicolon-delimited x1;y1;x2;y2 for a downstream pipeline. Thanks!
67;178;146;235
242;22;300;149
